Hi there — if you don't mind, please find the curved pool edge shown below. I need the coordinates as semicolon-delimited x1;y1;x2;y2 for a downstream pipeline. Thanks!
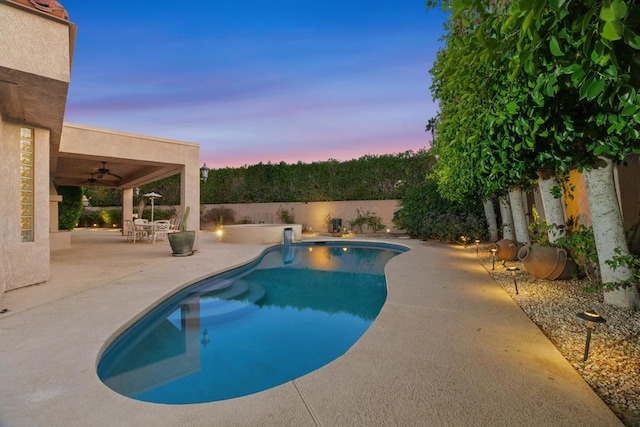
94;244;270;366
95;238;411;377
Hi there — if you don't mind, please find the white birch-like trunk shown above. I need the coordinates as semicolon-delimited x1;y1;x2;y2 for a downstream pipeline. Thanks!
583;156;640;309
509;188;531;245
499;197;515;240
483;198;499;242
536;170;567;243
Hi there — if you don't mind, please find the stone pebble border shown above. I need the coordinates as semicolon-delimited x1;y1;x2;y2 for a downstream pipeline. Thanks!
474;245;640;427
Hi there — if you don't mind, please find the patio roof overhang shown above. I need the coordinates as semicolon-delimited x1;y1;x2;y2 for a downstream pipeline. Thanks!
55;123;199;189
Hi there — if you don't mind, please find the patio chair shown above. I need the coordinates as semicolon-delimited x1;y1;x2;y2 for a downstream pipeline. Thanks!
152;220;171;244
131;219;148;244
124;220;135;242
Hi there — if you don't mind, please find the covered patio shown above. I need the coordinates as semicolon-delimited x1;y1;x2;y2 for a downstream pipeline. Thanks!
50;122;201;250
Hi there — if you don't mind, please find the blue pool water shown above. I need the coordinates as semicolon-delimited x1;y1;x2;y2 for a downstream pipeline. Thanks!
97;241;408;404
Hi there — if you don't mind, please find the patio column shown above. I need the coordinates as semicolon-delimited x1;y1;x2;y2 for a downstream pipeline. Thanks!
122;188;133;236
180;154;201;248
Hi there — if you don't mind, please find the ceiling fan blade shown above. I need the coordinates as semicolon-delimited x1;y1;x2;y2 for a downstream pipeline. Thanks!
108;171;123;179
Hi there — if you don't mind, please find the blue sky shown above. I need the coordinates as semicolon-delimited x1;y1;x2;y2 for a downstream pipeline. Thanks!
64;1;446;168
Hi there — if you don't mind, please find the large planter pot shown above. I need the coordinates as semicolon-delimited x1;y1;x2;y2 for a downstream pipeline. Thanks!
490;239;523;261
168;231;196;257
518;244;577;280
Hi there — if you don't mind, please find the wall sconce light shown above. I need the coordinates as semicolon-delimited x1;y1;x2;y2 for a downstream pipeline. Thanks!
506;266;520;294
576;310;606;361
134;187;140;198
200;163;210;182
475;239;480;255
490;248;497;270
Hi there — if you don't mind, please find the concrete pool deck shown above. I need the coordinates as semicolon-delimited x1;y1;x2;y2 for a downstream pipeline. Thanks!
0;229;622;426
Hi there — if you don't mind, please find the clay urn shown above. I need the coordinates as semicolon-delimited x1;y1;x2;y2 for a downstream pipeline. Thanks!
490;239;523;261
518;244;578;280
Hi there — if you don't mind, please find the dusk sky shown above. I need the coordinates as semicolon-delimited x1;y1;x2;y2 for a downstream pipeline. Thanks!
64;2;447;168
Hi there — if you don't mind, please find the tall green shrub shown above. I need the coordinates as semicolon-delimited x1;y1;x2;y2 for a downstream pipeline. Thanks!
393;179;487;242
58;186;83;230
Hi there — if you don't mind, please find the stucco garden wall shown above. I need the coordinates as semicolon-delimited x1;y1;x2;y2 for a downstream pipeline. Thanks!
201;200;402;234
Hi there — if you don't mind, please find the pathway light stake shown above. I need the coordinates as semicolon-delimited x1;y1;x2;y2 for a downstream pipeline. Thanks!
461;235;468;248
576;310;606;362
506;266;520;294
475;239;480;255
490;248;497;270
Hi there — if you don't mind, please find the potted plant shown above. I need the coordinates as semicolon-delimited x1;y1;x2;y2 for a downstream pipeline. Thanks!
168;206;195;256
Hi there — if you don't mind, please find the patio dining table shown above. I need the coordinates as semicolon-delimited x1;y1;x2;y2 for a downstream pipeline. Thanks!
140;220;171;244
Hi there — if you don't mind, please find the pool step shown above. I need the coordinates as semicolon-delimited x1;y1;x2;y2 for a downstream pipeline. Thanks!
199;281;266;324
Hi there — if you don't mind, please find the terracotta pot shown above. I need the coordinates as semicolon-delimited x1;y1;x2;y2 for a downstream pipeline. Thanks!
9;0;69;20
518;245;577;280
490;239;523;261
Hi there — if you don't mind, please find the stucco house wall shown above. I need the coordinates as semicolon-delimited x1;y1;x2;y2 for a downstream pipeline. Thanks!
0;119;51;293
1;1;201;301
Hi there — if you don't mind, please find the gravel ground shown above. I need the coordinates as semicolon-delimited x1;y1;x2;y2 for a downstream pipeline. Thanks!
472;245;640;427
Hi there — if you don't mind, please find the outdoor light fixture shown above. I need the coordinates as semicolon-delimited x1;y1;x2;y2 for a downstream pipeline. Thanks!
461;235;468;247
200;163;210;182
576;310;606;361
134;187;140;198
506;266;520;294
490;248;497;270
475;239;480;255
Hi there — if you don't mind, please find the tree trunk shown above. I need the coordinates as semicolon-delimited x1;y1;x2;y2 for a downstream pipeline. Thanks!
483;198;499;242
583;156;640;309
536;169;567;243
509;188;531;245
137;200;146;219
499;197;515;240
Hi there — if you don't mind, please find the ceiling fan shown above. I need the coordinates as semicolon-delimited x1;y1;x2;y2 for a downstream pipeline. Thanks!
82;173;99;186
96;161;123;179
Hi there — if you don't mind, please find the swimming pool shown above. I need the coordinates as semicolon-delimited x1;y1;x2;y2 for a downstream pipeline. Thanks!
97;241;408;404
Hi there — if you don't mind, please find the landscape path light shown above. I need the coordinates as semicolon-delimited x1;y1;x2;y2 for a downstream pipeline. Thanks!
490;248;497;270
461;235;468;248
576;310;606;362
475;239;480;255
506;266;520;295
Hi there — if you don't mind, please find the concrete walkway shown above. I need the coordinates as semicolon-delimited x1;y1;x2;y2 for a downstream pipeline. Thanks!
0;230;621;426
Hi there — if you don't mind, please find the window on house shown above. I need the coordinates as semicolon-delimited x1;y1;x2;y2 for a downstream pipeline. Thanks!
20;128;34;242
